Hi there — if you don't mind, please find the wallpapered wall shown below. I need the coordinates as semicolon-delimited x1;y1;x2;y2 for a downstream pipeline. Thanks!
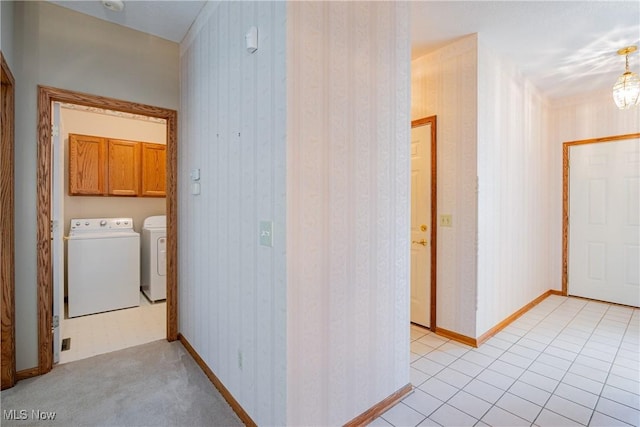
411;35;479;338
476;40;553;336
180;1;411;425
286;1;411;425
179;1;288;425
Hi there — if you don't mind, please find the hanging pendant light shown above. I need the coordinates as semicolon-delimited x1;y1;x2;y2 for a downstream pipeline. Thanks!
612;46;640;109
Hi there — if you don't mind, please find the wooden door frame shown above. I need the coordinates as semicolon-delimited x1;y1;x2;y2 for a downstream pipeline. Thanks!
1;52;16;389
411;116;437;331
562;132;640;296
36;86;178;374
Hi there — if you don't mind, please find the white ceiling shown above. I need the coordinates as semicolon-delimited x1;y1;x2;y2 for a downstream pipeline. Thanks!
50;0;640;100
49;0;207;44
412;1;640;99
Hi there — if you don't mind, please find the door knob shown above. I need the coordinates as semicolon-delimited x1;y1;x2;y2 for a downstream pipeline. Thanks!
412;239;427;246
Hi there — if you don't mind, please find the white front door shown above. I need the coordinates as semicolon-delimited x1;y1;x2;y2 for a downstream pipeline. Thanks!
568;138;640;307
410;123;432;327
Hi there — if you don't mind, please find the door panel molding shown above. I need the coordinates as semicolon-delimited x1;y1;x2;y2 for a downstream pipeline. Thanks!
1;51;16;389
36;86;178;374
411;116;437;330
562;133;640;297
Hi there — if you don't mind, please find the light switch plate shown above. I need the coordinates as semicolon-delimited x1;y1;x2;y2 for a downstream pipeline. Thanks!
440;214;453;227
259;221;273;247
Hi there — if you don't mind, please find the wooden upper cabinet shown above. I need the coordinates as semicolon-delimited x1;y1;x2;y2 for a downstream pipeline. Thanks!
69;134;106;195
107;139;140;196
68;134;165;197
141;143;166;197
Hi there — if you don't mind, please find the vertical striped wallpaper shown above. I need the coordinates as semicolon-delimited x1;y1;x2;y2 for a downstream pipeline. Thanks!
179;2;287;425
180;1;410;424
411;35;479;338
476;41;553;336
286;2;411;425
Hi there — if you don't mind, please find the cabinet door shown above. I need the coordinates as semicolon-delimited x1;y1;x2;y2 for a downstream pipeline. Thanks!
141;143;166;197
107;139;140;196
69;134;105;195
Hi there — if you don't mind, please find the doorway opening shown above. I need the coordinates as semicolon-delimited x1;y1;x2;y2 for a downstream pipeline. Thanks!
410;116;437;331
36;86;178;375
51;102;169;364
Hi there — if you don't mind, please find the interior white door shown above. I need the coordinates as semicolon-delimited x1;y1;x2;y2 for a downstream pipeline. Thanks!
52;102;64;363
410;123;431;327
569;138;640;307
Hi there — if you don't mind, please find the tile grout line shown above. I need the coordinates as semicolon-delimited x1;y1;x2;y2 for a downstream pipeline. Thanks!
586;304;638;426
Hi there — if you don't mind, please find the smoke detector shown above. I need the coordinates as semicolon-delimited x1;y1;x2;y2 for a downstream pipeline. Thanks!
102;0;124;12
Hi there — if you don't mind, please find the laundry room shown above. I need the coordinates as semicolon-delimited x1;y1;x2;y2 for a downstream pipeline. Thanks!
55;103;167;364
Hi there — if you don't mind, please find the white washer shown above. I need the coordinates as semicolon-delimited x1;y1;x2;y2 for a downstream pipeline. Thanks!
141;215;166;302
67;218;140;318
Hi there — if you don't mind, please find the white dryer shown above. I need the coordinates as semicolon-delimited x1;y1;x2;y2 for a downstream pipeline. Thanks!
67;218;140;317
141;215;166;302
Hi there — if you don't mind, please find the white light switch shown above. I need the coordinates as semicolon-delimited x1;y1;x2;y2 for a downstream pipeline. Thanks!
259;221;273;247
191;182;201;195
440;214;453;227
190;168;200;181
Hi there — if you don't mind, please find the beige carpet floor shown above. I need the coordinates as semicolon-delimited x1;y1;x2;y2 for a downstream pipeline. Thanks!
1;340;243;426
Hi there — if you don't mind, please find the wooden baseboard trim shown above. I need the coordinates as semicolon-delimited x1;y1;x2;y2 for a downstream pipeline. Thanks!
433;290;563;349
435;328;478;348
343;383;412;427
178;333;257;427
16;367;39;381
476;289;561;346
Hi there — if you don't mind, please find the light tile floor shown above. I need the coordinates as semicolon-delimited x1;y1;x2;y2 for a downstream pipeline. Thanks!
59;293;166;364
373;295;640;426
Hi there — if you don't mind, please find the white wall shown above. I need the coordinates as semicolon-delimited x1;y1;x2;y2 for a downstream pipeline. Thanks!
286;1;410;425
411;35;478;338
476;40;553;336
12;1;178;371
60;107;167;237
179;2;287;425
548;90;640;292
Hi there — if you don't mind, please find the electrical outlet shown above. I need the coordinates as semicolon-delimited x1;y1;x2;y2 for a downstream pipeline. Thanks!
440;214;453;227
238;349;243;370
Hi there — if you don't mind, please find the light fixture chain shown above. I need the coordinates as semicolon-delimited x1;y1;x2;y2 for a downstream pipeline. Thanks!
626;54;630;72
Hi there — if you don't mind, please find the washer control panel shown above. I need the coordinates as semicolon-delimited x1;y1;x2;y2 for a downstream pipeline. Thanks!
70;218;134;232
